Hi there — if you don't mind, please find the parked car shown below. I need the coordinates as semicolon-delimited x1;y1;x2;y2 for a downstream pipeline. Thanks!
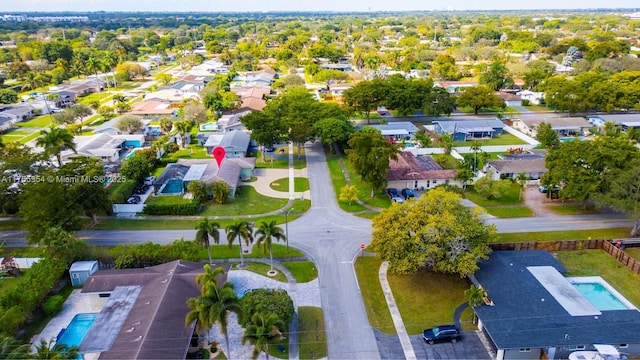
126;196;141;204
422;325;461;344
144;176;156;186
401;188;415;200
538;185;560;193
391;196;405;204
386;188;399;198
134;184;149;194
264;145;275;152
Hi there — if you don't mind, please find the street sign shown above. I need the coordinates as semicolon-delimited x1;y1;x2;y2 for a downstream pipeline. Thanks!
360;244;366;250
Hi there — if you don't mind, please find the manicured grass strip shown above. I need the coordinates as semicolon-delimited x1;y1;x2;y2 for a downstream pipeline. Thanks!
494;228;632;243
459;306;477;331
255;149;306;169
298;306;328;360
283;261;318;283
19;132;40;144
547;204;601;215
145;195;192;205
626;248;640;262
325;151;367;212
453;132;527;147
203;244;303;260
200;186;288;216
555;249;640;307
464;183;523;207
354;257;396;334
483;206;534;218
342;156;391;209
269;177;310;192
14;115;53;128
357;212;380;219
389;269;469;335
237;262;288;282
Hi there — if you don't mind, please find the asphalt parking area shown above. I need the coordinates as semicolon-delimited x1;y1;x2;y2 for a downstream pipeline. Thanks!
411;331;492;360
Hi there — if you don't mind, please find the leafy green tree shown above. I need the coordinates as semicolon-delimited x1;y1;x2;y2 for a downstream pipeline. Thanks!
119;152;154;185
429;54;461;80
195;218;221;265
313;117;354;151
342;78;387;124
414;129;432;148
182;103;208;124
478;59;513;91
474;174;511;200
439;132;454;155
41;226;87;265
456;86;504;115
31;338;79;360
35;126;76;167
155;73;173;85
212;181;230;204
239;288;294;329
423;87;456;118
454;164;474;191
242;313;284;360
371;187;495;276
0;336;30;359
226;220;254;267
68;104;92;133
535;122;559;148
0;89;18;104
188;180;212;203
159;117;173;134
592;158;640;236
116;115;143;134
98;106;116;121
339;184;358;206
346;128;400;197
254;220;286;272
241;110;287;148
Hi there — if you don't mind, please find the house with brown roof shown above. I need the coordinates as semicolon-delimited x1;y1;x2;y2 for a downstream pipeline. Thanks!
129;99;178;118
512;117;591;138
387;152;460;191
231;86;269;112
78;261;230;360
496;92;522;107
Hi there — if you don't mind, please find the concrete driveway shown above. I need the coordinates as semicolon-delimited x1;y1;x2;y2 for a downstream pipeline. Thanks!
374;330;492;359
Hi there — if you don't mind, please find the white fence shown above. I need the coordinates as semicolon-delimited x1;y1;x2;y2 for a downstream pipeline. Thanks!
112;204;145;214
0;257;42;269
503;125;540;145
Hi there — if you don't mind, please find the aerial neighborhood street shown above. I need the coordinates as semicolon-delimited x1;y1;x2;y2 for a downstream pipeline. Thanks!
1;5;640;360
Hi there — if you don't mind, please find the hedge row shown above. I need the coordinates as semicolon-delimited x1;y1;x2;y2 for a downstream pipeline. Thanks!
142;200;200;215
109;179;137;204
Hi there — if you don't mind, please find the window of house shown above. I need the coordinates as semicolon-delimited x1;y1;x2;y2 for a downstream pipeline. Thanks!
569;346;586;351
519;349;531;352
620;344;628;348
72;273;79;278
99;293;111;298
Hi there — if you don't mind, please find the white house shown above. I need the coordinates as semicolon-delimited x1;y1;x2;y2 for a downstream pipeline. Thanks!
517;90;545;105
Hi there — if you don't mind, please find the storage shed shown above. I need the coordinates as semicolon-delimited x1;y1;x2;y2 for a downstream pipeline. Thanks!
69;260;99;286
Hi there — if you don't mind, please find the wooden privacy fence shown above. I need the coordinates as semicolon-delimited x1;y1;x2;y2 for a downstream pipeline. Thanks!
489;239;640;276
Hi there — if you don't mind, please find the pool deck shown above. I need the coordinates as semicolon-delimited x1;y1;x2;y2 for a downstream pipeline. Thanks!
32;289;102;352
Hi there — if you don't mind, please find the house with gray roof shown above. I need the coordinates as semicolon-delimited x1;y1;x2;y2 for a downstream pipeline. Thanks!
203;130;250;157
65;133;145;163
434;119;504;142
474;251;640;360
586;114;640;134
484;158;547;180
79;261;230;360
0;104;35;123
0;115;12;132
512;117;591;138
356;121;419;140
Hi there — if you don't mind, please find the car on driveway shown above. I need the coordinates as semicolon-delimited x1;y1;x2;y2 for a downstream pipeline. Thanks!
422;325;461;344
391;196;405;203
127;195;141;204
387;188;399;198
134;184;149;194
401;188;415;200
538;185;560;193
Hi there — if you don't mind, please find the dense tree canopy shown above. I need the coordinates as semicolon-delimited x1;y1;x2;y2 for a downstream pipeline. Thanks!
372;187;495;276
346;127;399;197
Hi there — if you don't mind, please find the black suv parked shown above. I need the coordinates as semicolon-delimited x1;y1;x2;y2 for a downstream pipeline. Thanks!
386;188;399;198
422;325;461;344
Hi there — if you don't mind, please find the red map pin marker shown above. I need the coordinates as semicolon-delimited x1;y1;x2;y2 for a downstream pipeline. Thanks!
213;146;226;167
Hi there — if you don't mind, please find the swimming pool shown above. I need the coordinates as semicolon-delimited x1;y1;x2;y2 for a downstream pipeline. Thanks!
573;283;629;311
559;137;589;142
160;179;183;195
199;122;218;132
56;313;98;347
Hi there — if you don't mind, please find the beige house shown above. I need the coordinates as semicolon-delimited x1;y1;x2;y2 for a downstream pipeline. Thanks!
387;152;460;191
511;117;591;138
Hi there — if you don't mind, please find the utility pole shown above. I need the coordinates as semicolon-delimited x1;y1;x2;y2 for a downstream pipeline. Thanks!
285;208;294;254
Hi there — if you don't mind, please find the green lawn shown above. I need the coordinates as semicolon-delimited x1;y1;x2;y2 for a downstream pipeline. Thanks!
483;206;534;218
453;133;527;147
166;146;211;160
237;262;288;282
522;104;550;112
206;244;303;260
298;307;328;360
342;156;391;209
494;228;633;243
626;248;640;261
269;177;310;192
19;132;40;144
255;150;306;169
354;257;396;334
547;203;602;215
200;186;288;216
145;195;192;206
556;250;640;307
325;152;367;212
282;261;318;283
389;268;470;334
431;154;459;169
464;183;522;207
14;115;53;128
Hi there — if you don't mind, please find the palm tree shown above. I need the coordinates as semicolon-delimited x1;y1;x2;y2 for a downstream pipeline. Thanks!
36;126;76;167
516;172;528;200
470;140;482;172
0;336;30;360
86;56;101;89
339;184;358;205
195;218;221;265
212;283;242;359
31;338;79;359
159;117;173;134
226;219;253;268
195;263;225;293
174;120;193;149
439;132;454;155
254;220;286;272
242;313;284;360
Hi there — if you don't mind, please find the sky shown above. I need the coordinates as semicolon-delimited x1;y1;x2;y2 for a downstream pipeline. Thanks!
0;0;639;12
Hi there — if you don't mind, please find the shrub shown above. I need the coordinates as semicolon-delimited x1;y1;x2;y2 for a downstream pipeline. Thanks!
143;200;200;215
521;99;530;106
109;179;137;204
43;295;64;316
240;288;294;329
0;306;27;336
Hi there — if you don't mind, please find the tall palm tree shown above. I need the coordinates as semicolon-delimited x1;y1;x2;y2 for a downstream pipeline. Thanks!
0;336;30;360
212;283;242;359
196;263;226;294
195;218;221;265
226;219;253;268
242;313;284;360
470;140;482;172
516;172;528;200
35;126;76;167
31;338;79;359
174;120;193;149
439;132;454;155
254;220;286;272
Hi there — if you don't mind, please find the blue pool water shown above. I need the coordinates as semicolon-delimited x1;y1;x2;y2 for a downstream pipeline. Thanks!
161;179;183;194
573;283;628;310
559;137;589;142
199;122;218;131
57;313;97;347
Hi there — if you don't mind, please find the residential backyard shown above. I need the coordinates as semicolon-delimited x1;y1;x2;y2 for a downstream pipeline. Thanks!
453;132;528;147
